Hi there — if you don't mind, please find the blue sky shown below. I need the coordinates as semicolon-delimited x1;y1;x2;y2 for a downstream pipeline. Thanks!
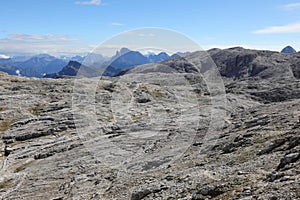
0;0;300;56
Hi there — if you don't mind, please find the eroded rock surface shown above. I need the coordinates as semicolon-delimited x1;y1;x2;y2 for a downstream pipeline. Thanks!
0;52;299;200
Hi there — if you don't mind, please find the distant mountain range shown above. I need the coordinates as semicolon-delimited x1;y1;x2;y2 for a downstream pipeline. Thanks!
0;64;18;76
0;53;107;78
16;54;68;76
0;54;68;77
0;46;298;78
44;61;104;78
44;48;189;78
122;46;300;80
0;48;189;78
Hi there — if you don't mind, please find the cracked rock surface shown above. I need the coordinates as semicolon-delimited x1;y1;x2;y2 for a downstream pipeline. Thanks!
0;49;300;199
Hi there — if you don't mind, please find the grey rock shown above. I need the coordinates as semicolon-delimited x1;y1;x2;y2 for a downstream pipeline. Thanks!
0;47;299;199
131;189;152;200
277;152;300;171
195;184;228;197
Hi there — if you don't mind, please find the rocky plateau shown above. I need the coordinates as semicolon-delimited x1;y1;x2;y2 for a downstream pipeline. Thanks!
0;47;299;199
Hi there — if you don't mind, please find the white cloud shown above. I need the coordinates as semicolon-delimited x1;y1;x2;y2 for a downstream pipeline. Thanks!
121;31;156;37
75;0;102;5
111;22;125;26
0;33;91;56
8;33;78;41
253;22;300;34
282;2;300;10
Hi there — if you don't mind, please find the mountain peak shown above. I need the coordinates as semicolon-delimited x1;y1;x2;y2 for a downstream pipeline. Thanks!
117;48;131;56
35;53;54;58
67;60;81;67
281;46;296;54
